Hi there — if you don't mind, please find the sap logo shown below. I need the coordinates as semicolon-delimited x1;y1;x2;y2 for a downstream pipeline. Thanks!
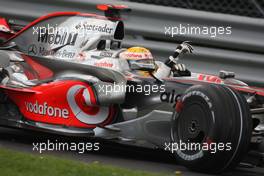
160;90;180;104
37;30;78;46
25;101;69;118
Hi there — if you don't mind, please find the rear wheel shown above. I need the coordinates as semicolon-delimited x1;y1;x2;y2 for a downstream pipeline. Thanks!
171;84;252;173
0;90;21;121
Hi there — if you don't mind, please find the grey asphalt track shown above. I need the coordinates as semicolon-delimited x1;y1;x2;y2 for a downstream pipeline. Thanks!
0;127;263;176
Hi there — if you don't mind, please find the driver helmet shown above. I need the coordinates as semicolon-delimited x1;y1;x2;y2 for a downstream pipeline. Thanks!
119;47;156;76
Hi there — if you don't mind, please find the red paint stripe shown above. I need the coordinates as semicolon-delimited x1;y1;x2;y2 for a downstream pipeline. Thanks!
4;12;109;43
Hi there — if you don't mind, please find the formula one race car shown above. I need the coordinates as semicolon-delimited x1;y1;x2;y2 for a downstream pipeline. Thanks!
0;4;263;174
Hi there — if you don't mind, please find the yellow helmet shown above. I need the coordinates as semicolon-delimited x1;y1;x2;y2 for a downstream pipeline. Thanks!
120;47;155;72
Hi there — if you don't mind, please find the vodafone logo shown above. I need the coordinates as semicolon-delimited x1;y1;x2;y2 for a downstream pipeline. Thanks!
25;101;69;118
125;53;143;58
67;85;110;125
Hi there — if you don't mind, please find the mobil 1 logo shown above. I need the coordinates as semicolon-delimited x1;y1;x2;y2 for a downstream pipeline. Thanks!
37;28;78;46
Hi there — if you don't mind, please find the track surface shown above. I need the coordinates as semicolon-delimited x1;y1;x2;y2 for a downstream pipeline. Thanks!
0;127;263;176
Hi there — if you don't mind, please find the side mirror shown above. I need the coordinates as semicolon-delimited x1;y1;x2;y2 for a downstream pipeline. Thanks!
219;70;235;79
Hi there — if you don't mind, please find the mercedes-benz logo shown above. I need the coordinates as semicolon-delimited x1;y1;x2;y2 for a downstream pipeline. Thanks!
28;44;37;55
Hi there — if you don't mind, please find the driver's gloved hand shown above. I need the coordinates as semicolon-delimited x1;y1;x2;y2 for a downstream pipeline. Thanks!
164;41;193;77
172;42;193;59
172;63;191;77
165;42;193;68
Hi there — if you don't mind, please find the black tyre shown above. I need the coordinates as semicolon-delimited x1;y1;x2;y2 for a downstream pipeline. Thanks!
171;84;252;173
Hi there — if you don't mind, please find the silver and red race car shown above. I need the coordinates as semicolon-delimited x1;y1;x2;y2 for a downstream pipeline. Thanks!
0;4;263;174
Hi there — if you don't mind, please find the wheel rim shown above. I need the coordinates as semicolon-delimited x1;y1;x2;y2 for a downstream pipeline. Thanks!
173;97;213;156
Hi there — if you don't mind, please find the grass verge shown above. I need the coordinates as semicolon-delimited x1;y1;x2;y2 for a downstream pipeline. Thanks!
0;147;171;176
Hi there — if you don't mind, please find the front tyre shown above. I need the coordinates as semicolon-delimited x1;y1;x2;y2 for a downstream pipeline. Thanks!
171;84;252;173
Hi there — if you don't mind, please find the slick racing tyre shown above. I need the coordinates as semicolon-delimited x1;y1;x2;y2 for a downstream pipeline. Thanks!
171;84;252;173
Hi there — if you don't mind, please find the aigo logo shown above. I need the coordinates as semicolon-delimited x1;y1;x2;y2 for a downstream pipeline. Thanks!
67;85;111;125
160;89;180;104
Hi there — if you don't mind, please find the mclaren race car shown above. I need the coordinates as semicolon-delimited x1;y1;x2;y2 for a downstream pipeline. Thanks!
0;4;263;174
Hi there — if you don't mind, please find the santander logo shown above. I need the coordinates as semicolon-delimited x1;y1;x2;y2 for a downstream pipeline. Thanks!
66;85;110;125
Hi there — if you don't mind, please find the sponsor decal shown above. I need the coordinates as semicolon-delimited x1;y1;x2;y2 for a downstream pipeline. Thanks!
198;74;222;84
38;46;55;56
75;22;114;34
99;51;113;57
67;85;110;125
160;89;180;104
28;44;38;55
37;30;78;46
25;101;69;118
39;47;75;58
27;44;75;58
94;61;113;68
120;47;153;60
123;52;144;59
120;52;153;60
